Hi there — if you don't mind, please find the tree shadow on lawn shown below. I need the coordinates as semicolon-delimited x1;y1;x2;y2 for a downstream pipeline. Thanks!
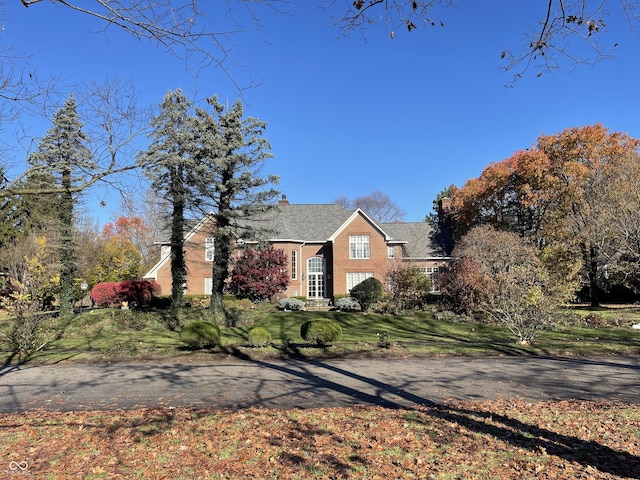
230;348;640;479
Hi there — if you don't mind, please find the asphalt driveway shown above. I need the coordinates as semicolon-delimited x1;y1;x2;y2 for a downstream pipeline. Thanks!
1;355;639;412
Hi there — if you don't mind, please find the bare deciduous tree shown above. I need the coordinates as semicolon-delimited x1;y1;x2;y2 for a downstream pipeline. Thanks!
335;190;406;222
442;225;574;343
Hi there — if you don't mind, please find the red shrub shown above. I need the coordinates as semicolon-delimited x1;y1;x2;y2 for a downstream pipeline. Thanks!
90;280;160;308
90;282;121;307
118;280;160;307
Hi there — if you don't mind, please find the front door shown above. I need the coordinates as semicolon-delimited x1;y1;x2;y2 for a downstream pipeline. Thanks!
307;257;325;299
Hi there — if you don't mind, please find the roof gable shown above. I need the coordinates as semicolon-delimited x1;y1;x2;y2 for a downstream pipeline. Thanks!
328;208;390;242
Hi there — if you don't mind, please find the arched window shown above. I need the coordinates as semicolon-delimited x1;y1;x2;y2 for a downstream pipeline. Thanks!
307;257;324;298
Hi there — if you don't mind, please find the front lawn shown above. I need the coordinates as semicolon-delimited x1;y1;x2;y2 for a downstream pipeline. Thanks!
2;304;640;479
1;304;640;365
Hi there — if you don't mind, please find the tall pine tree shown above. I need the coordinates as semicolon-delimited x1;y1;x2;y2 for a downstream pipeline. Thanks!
137;90;197;324
192;96;278;315
28;94;93;317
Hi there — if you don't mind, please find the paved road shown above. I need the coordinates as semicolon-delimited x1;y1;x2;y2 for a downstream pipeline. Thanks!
1;356;639;412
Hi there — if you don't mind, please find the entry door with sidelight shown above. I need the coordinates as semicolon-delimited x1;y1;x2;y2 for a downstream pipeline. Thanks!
307;257;325;299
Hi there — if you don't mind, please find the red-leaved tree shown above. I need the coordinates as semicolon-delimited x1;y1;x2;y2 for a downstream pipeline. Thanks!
118;280;160;307
230;247;289;302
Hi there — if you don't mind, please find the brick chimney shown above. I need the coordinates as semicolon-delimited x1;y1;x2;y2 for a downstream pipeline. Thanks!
438;197;452;215
278;194;289;206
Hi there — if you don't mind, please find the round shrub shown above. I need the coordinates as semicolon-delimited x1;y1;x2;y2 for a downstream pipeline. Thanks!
277;297;304;311
90;282;120;307
350;277;383;312
248;326;272;347
180;321;220;349
334;296;360;312
300;318;342;346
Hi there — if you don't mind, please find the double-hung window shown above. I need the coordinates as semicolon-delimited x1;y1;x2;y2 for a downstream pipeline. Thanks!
205;238;214;262
349;235;370;259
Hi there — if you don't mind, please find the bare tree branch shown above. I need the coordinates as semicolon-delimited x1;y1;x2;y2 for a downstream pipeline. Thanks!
18;0;286;90
330;1;640;83
1;78;149;198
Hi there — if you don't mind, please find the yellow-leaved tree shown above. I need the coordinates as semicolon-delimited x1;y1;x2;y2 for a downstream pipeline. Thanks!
1;235;59;354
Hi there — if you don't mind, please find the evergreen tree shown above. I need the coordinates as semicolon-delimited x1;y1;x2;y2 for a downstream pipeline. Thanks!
192;96;279;315
0;150;61;254
28;94;93;317
137;90;197;324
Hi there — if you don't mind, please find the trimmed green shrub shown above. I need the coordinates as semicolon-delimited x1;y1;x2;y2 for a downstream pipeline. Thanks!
350;277;384;312
334;297;360;312
225;306;261;328
180;321;220;349
277;297;304;311
248;326;272;347
300;318;342;346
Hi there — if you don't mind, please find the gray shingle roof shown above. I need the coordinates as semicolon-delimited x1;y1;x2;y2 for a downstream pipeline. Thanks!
257;204;452;258
381;222;452;258
253;203;354;242
156;202;452;258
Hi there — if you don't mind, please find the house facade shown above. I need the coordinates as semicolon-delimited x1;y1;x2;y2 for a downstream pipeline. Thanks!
144;196;452;301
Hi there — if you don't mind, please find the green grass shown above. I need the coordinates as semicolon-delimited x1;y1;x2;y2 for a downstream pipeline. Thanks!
1;304;640;365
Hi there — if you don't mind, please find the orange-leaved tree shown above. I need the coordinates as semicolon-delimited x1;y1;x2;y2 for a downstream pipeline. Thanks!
537;124;640;306
448;123;639;306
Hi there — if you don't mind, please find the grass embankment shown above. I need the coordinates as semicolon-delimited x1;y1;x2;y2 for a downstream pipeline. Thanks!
1;304;640;365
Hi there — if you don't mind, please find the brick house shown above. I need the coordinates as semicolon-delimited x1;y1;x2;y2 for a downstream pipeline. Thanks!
144;196;452;302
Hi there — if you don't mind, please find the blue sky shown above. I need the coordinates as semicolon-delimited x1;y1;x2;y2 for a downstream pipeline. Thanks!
3;1;640;223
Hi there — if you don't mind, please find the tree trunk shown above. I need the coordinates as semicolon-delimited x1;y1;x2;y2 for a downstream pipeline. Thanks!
210;229;232;315
59;168;76;318
209;164;235;321
582;243;600;308
169;166;186;325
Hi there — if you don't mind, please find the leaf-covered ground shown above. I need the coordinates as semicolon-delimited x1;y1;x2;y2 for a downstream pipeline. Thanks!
2;399;639;479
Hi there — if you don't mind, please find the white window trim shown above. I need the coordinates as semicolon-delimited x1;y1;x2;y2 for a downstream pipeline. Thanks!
204;277;213;295
349;235;370;259
346;272;373;291
419;266;440;292
205;237;214;262
291;249;297;280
